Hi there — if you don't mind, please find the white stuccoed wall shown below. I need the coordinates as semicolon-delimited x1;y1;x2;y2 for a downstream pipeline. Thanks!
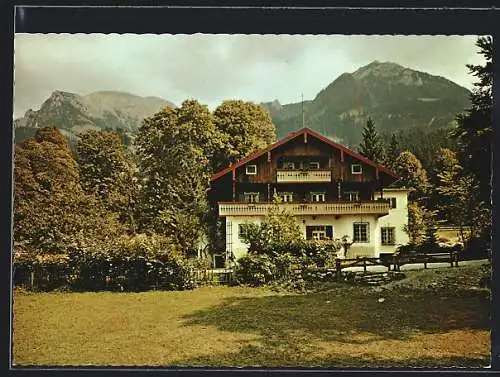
226;214;389;260
375;188;410;254
225;189;409;261
226;216;265;261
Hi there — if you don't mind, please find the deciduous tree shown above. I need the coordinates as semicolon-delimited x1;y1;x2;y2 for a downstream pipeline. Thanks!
76;130;137;232
13;127;124;255
135;100;224;254
212;100;276;171
393;151;428;201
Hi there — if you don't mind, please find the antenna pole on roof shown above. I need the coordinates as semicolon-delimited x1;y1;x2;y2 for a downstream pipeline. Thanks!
301;93;304;128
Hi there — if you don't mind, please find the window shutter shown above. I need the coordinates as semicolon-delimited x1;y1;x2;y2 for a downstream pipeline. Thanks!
326;226;333;239
306;226;313;240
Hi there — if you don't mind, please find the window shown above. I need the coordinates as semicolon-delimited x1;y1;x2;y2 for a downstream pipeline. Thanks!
246;164;257;175
312;230;327;240
389;197;397;209
309;161;320;170
344;191;360;201
311;192;326;202
306;225;334;240
239;224;250;240
244;192;259;203
351;164;362;174
278;192;294;202
353;222;369;242
381;227;395;245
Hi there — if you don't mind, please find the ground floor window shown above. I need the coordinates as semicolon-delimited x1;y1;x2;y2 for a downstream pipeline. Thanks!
306;225;333;240
353;222;369;242
381;227;395;245
239;223;253;240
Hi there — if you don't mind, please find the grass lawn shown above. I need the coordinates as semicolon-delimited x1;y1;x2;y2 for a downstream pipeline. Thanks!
12;263;490;368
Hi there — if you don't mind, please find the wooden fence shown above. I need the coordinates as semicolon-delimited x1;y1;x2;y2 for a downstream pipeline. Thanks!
334;251;460;276
13;252;460;290
190;268;233;285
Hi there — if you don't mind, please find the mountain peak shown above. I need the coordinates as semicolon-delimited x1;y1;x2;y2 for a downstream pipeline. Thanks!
352;61;408;80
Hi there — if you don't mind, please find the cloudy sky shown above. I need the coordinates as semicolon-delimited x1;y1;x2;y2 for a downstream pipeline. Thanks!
13;34;485;118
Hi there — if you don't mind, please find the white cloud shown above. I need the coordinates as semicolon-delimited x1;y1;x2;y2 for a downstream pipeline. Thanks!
13;34;485;118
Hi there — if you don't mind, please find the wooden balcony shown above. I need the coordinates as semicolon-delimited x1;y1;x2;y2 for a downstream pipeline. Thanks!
218;201;391;216
276;169;331;183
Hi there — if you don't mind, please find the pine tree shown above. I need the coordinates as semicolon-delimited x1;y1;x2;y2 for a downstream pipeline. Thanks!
451;36;492;250
359;117;384;163
385;133;400;169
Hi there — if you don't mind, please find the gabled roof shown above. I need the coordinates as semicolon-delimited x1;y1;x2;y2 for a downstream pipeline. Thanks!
210;127;400;181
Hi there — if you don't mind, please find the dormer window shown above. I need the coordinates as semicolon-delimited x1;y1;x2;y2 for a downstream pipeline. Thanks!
246;164;257;175
309;161;320;170
351;164;362;175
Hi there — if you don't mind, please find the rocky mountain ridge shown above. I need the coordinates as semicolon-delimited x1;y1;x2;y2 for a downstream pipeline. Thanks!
14;90;173;144
261;61;471;147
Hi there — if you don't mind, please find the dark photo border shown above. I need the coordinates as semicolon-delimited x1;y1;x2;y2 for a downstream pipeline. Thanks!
2;1;499;376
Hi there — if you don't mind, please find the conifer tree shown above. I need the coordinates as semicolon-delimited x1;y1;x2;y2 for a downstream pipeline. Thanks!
385;133;400;169
451;36;492;250
359;117;384;163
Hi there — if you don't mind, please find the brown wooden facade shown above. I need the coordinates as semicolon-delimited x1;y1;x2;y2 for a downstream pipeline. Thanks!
210;128;399;205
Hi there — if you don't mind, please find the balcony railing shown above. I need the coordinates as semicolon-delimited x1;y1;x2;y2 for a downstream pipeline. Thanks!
218;201;391;216
276;169;331;183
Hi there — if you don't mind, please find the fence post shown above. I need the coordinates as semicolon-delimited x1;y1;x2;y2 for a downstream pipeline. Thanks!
335;258;341;280
453;251;459;267
363;259;367;273
449;252;454;267
424;257;427;269
30;270;35;290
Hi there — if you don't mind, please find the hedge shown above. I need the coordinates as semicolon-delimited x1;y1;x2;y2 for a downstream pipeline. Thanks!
13;235;198;292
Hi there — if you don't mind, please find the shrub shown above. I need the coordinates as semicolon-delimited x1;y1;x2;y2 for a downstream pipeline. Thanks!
233;254;275;286
463;236;490;259
13;252;70;291
68;234;196;291
14;234;198;292
395;244;418;256
297;240;340;267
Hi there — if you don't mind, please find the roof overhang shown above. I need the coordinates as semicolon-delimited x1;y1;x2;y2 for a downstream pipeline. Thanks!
210;127;400;181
